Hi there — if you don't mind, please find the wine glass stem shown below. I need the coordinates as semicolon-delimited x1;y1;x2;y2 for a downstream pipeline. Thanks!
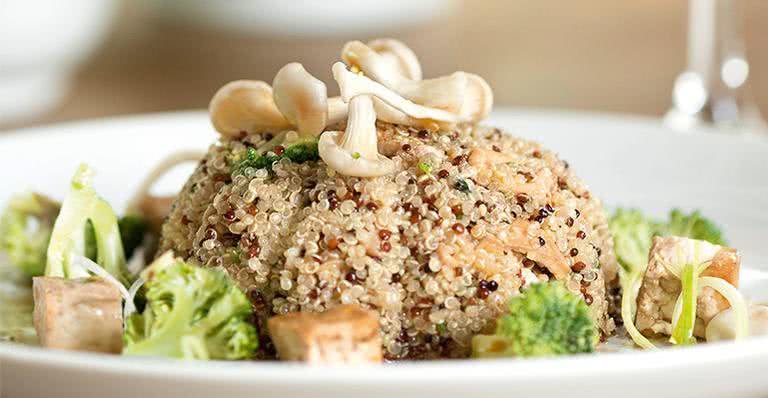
665;0;766;133
688;0;716;84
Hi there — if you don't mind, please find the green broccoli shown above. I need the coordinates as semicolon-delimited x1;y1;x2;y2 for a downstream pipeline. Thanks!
454;178;471;193
232;139;319;176
472;282;596;358
282;140;320;163
0;192;60;276
123;253;258;360
659;209;727;246
45;164;128;284
609;209;658;274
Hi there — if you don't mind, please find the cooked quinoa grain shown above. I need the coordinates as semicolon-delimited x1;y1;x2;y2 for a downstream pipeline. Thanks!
159;122;618;359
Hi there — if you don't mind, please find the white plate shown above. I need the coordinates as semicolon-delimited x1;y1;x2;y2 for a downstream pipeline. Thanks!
1;110;768;398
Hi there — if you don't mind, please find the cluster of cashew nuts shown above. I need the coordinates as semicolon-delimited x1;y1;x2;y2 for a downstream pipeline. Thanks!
209;39;494;177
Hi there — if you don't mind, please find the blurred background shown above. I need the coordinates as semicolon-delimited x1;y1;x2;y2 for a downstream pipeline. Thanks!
2;0;767;131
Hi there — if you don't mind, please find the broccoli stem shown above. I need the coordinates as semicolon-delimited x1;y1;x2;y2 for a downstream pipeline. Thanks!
45;164;128;284
123;287;197;358
45;167;98;279
91;200;128;281
180;336;210;360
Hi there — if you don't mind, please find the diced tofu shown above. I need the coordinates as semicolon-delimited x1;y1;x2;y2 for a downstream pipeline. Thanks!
267;304;382;364
32;276;123;353
635;236;740;338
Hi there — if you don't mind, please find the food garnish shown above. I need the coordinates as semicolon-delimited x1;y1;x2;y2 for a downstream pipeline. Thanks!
472;282;595;358
123;252;258;360
0;192;59;276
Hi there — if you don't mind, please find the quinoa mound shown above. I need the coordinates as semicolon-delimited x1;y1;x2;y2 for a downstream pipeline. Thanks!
159;122;618;359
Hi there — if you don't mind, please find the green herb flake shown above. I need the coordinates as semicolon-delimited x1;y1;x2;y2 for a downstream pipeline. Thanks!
454;178;470;193
227;247;243;263
231;140;319;176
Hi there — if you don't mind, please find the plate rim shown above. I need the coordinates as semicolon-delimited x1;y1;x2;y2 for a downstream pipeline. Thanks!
1;109;767;384
3;335;768;382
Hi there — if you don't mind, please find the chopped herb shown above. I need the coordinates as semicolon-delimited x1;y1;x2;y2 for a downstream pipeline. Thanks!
231;140;319;176
352;152;361;159
227;247;243;263
454;178;470;193
418;162;432;175
436;323;447;335
282;140;320;163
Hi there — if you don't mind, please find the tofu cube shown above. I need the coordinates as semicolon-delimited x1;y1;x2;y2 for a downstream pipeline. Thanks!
267;304;382;364
33;276;123;353
635;236;740;338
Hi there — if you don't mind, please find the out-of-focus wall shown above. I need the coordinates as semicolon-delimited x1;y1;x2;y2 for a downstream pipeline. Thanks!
5;0;768;129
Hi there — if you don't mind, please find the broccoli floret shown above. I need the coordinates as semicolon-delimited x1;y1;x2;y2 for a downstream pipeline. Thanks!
118;215;148;259
0;192;60;276
232;140;319;176
472;282;596;358
45;164;128;284
659;209;727;246
609;209;657;274
123;253;258;360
